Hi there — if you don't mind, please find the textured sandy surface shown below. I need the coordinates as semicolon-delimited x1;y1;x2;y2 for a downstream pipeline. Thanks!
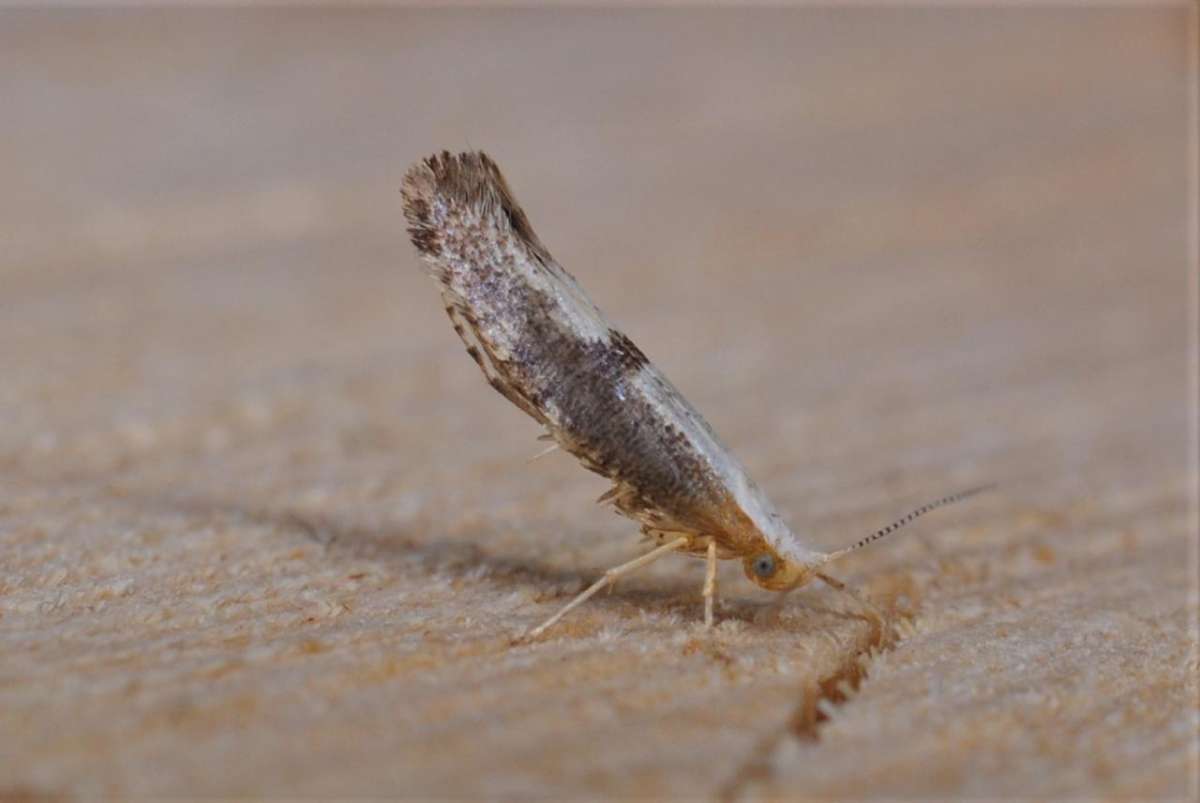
1;8;1196;800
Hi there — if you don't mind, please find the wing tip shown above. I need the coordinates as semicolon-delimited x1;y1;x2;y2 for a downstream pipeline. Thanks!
402;150;543;259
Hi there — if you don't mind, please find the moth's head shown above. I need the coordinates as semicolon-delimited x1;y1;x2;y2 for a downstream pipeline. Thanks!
741;549;820;592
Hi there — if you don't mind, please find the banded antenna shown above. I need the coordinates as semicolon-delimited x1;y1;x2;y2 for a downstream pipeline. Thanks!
826;484;994;563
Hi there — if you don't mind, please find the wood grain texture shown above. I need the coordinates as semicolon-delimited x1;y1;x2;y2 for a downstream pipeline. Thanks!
1;8;1195;800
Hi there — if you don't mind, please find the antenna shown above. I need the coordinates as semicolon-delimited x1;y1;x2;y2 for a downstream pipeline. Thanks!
825;484;994;563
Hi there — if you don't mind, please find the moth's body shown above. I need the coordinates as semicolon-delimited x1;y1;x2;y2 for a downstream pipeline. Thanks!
402;151;987;636
403;151;822;595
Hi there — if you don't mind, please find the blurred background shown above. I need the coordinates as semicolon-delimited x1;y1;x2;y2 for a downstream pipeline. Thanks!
1;7;1193;799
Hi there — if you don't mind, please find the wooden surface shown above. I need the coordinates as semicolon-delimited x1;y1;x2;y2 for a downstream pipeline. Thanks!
1;8;1196;800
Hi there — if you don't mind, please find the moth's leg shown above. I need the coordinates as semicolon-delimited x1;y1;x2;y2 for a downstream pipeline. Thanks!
519;536;690;641
754;588;791;625
816;571;885;633
815;571;845;591
526;442;559;463
703;540;718;628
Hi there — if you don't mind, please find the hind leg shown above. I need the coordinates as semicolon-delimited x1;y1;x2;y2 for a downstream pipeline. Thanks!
518;536;691;641
703;539;718;628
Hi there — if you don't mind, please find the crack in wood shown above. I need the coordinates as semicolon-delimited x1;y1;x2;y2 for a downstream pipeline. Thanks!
717;599;911;802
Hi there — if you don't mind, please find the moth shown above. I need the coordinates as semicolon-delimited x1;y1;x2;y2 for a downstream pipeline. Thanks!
402;151;986;639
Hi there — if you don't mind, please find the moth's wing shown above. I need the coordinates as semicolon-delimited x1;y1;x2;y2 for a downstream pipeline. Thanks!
402;151;711;535
405;153;612;429
441;296;549;426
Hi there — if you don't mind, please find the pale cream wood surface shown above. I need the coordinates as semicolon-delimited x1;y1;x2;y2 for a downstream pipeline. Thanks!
1;8;1195;800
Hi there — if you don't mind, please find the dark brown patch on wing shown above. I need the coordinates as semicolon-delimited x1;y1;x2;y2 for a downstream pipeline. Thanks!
404;194;439;256
608;329;650;372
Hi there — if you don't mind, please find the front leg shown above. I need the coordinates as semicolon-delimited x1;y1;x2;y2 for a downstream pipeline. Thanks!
817;571;885;634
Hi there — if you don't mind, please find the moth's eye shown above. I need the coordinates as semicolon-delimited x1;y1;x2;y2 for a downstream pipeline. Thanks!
752;554;776;579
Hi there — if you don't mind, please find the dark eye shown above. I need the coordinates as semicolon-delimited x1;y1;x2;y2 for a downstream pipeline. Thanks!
752;554;776;578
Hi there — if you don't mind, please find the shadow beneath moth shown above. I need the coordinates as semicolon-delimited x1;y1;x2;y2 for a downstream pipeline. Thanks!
402;150;988;640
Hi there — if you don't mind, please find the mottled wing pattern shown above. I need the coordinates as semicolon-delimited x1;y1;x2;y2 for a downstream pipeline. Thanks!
401;152;786;551
402;152;606;429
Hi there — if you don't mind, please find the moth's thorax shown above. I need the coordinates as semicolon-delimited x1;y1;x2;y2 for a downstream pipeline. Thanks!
721;469;818;556
705;481;828;591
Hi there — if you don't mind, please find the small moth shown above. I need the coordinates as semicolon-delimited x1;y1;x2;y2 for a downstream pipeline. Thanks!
402;151;987;639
